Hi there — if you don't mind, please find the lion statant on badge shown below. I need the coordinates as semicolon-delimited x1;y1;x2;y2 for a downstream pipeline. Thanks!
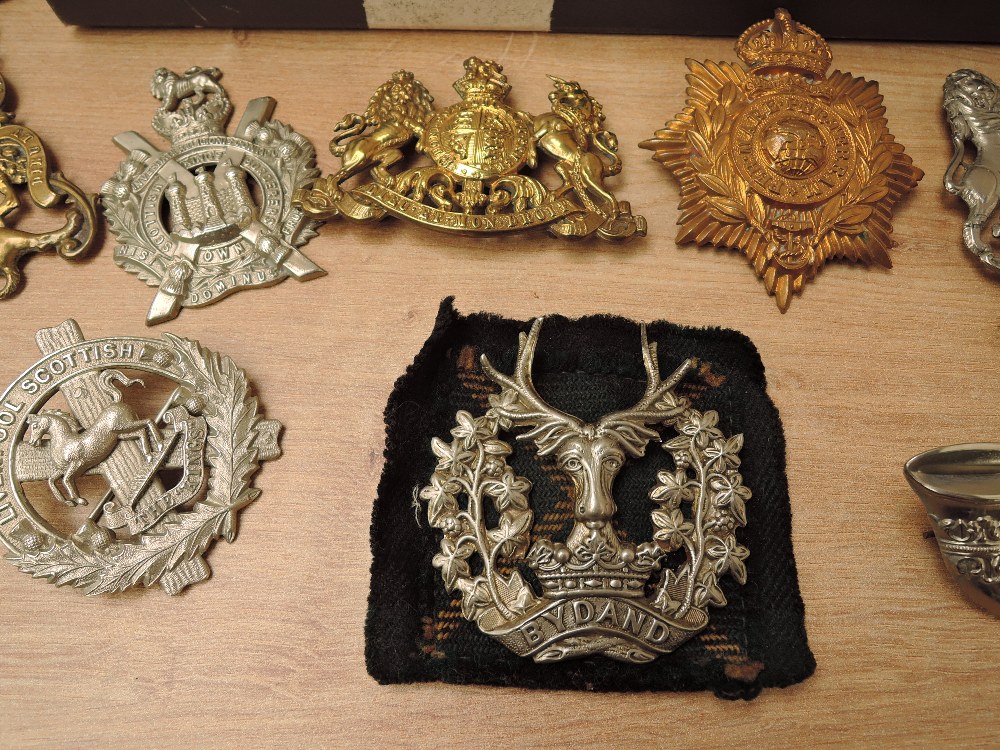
295;57;646;242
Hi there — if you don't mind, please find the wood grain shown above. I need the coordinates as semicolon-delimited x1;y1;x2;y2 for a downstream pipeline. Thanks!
0;2;998;747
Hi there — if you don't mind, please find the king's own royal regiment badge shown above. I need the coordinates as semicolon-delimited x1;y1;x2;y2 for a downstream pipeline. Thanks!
420;319;749;662
0;321;281;595
0;70;97;300
641;9;923;311
296;56;646;241
102;67;325;325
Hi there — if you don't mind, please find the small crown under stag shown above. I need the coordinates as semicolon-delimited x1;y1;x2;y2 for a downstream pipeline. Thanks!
735;8;833;78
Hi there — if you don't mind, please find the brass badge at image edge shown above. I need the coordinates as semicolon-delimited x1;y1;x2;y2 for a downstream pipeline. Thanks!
0;71;97;299
641;9;923;311
102;67;325;325
296;56;646;241
0;321;281;595
420;319;749;662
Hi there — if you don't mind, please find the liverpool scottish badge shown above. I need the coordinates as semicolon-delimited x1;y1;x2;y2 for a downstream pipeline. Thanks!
640;9;923;311
296;57;645;241
943;69;1000;273
0;320;281;595
102;67;325;325
419;318;749;662
0;70;97;299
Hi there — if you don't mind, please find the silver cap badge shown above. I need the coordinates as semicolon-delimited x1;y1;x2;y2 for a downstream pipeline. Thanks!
102;67;325;325
0;320;281;595
419;319;750;662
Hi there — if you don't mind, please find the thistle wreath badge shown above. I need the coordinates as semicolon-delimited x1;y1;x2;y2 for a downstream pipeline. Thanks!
102;67;324;325
641;9;922;311
420;319;749;663
0;321;281;595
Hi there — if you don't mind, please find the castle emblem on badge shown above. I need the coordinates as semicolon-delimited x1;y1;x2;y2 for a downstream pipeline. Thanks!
102;67;325;325
640;9;923;311
295;57;645;241
0;70;97;300
0;320;282;595
943;69;1000;273
420;319;749;662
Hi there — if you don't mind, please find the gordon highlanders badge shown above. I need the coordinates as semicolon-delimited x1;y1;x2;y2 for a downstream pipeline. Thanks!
0;320;281;595
295;56;646;241
420;319;749;662
640;9;923;311
102;67;325;325
0;70;97;299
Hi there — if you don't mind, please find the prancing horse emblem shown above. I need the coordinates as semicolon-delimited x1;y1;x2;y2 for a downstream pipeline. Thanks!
0;320;283;595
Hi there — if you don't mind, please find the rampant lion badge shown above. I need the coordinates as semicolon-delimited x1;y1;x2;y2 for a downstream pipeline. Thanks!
420;319;749;662
0;320;281;595
943;68;1000;272
640;9;923;311
296;56;646;242
0;70;97;299
102;67;325;325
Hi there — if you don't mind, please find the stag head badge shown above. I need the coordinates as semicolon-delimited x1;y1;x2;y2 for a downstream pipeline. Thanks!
0;320;282;595
294;57;646;241
420;319;750;663
102;66;325;325
640;8;923;311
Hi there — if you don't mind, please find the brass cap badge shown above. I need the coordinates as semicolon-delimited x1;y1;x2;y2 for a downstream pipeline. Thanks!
0;72;97;300
640;9;924;311
296;57;646;241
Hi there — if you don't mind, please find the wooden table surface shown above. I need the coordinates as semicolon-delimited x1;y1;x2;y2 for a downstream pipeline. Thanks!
1;1;998;747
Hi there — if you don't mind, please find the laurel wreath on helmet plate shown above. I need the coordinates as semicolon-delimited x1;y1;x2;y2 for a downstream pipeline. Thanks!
9;335;264;595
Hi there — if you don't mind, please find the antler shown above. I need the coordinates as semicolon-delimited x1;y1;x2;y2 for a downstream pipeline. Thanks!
596;324;694;456
480;318;584;455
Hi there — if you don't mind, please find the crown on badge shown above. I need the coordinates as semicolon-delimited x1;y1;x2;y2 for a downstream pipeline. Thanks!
452;56;512;102
735;8;832;78
530;539;662;598
150;67;233;142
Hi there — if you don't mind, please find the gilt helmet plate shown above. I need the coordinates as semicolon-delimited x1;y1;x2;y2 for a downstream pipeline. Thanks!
419;319;750;663
0;320;281;595
102;67;325;325
640;8;923;311
295;56;646;241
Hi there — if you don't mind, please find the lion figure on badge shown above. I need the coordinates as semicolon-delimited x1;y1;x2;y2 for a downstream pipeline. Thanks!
944;68;1000;267
326;70;435;189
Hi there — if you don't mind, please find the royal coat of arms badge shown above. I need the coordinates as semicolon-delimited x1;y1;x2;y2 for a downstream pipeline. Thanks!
640;9;923;311
102;67;325;325
943;69;1000;273
419;319;749;662
295;57;646;241
0;320;281;595
0;70;97;300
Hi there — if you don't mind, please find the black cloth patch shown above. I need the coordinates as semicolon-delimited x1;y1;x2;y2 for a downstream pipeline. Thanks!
367;298;814;699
